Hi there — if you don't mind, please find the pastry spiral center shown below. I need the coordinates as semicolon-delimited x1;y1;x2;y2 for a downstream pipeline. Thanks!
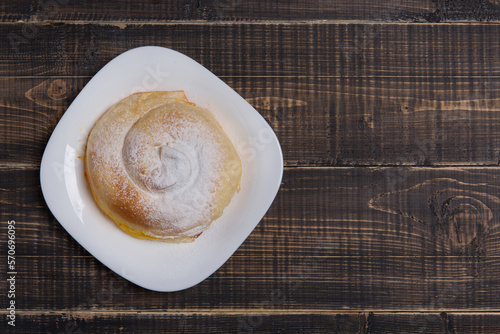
147;142;199;192
121;104;203;195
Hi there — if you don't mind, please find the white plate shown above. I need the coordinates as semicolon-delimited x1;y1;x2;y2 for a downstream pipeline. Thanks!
40;46;283;292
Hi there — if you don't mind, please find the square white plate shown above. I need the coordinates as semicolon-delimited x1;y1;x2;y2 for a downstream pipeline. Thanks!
40;46;283;292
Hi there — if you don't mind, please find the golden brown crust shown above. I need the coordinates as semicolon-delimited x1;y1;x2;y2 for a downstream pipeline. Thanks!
85;91;242;241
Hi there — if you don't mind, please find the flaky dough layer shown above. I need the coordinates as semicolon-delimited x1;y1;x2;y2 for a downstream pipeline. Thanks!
85;91;242;241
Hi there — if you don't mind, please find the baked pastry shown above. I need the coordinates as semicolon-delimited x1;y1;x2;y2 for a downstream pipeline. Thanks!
85;91;242;242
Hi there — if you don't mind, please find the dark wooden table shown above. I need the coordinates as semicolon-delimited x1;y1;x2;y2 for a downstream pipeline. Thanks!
2;0;500;333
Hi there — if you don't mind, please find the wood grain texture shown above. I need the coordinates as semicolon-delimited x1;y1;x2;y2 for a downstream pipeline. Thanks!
0;0;438;22
0;312;365;334
2;0;500;23
3;2;500;332
450;313;500;333
435;0;500;22
0;0;199;22
367;313;500;334
4;167;500;311
3;23;500;78
2;75;500;166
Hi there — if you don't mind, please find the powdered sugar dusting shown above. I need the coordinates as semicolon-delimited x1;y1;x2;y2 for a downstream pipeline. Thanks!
122;102;225;232
85;92;240;240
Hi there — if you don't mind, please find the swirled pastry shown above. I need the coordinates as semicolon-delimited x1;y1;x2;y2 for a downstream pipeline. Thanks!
85;91;241;242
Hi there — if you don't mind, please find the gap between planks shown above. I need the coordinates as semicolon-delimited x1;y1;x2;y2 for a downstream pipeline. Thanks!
4;163;500;170
4;310;500;316
3;19;500;26
4;75;500;79
13;254;500;258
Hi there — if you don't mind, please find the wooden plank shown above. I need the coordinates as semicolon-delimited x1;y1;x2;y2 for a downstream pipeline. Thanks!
2;23;500;78
3;0;499;23
4;167;500;310
0;0;438;22
368;313;500;334
3;312;500;333
0;0;199;22
0;312;366;333
436;0;500;22
9;253;500;311
7;166;500;257
197;0;500;22
364;313;446;333
0;77;84;165
450;313;500;333
2;75;500;166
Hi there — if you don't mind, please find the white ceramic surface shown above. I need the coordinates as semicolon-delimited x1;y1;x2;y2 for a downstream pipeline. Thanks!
40;46;283;292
